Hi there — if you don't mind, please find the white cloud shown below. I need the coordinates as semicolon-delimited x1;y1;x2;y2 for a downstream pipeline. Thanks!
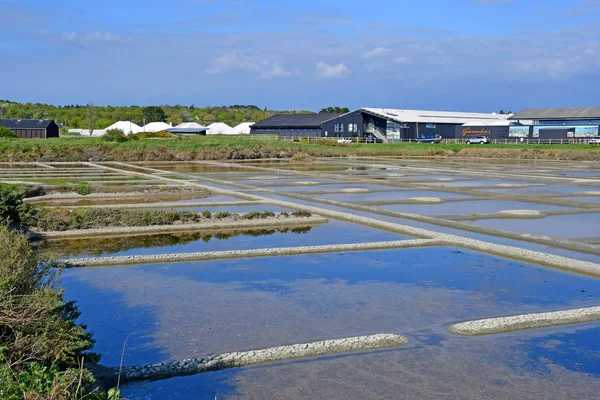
260;62;292;79
393;56;412;64
60;30;120;45
362;47;389;58
207;50;293;80
315;62;351;78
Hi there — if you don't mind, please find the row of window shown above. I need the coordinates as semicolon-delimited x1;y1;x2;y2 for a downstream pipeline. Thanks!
253;128;320;132
334;123;359;133
536;119;600;126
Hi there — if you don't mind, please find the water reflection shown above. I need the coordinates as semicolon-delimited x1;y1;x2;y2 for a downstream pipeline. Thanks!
37;227;314;258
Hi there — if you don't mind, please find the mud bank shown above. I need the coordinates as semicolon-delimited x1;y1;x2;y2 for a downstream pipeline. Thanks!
98;334;409;384
448;306;600;336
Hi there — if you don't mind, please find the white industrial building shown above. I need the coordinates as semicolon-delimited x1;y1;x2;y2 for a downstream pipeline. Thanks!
207;122;239;135
166;122;208;135
142;122;172;132
104;121;143;135
234;122;254;134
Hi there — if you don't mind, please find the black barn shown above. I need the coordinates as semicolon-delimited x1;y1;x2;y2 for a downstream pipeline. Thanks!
0;119;60;139
250;114;341;138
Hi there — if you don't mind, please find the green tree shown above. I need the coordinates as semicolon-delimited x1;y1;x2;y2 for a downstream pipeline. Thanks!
142;106;166;123
319;106;350;114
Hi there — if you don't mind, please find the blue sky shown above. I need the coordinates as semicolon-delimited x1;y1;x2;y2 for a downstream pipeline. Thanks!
1;0;599;111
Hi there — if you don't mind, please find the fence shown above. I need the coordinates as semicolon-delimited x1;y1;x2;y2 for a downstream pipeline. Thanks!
237;136;599;145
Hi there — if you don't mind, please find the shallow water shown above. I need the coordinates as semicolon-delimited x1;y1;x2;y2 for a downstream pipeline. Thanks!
63;248;600;366
122;324;600;400
271;183;395;193
481;186;597;195
471;213;600;238
421;179;537;188
380;200;573;216
317;190;473;202
560;196;600;204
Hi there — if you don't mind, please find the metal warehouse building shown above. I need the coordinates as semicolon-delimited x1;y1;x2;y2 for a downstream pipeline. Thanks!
508;107;600;140
249;113;342;138
250;109;512;142
0;119;60;139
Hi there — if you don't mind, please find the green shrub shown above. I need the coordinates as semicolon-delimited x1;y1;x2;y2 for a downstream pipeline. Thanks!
0;184;24;223
243;211;262;220
0;184;40;226
262;210;276;218
74;182;93;196
22;185;46;198
0;126;18;138
0;225;116;399
101;129;128;142
214;212;231;219
134;131;173;139
291;210;312;217
202;210;212;218
30;208;203;231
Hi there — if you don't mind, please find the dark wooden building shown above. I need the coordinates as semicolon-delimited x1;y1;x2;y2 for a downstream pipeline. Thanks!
250;114;341;138
0;119;60;139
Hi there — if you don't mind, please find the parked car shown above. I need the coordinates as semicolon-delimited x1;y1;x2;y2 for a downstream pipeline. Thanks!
337;138;353;144
466;136;490;144
365;135;384;143
589;136;600;145
416;133;441;144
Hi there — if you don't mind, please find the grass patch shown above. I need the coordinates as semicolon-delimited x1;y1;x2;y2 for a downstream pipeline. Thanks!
1;136;599;162
29;208;204;231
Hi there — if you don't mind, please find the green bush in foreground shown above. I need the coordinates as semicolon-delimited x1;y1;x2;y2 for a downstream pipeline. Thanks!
73;182;93;196
0;184;39;225
0;225;115;399
0;127;18;138
100;129;128;143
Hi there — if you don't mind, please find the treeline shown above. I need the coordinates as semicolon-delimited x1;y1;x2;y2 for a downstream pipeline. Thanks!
0;100;349;130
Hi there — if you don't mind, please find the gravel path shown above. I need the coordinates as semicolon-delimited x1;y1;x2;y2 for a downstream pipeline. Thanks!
97;333;409;384
448;306;600;336
64;239;441;267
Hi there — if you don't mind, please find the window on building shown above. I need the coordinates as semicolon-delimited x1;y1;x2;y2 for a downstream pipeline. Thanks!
426;123;436;129
348;123;357;133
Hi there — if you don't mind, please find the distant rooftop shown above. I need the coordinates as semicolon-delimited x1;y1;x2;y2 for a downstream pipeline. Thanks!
509;107;600;120
251;114;341;129
361;108;509;124
0;119;55;129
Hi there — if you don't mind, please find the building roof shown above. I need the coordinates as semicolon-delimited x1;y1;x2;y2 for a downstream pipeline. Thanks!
142;122;171;132
361;108;509;125
175;122;206;129
104;121;142;135
509;107;600;120
234;122;255;134
251;114;342;129
462;120;518;127
0;119;55;129
206;122;239;135
167;122;207;134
